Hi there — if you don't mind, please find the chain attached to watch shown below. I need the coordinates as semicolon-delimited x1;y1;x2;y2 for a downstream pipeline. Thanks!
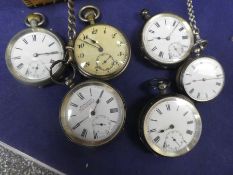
50;0;77;88
187;0;208;56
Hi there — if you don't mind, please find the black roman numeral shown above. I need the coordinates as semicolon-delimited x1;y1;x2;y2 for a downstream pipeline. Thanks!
186;130;193;135
182;36;188;39
94;132;98;139
154;136;160;143
106;97;114;104
99;90;104;98
17;63;24;69
187;121;194;124
77;93;85;100
152;46;157;51
216;82;221;86
173;21;177;26
81;129;88;138
179;27;184;31
149;30;155;33
155;22;160;28
70;102;78;107
166;104;171;111
159;51;164;58
23;39;28;44
48;42;55;47
183;111;189;116
32;35;36;41
110;108;118;113
156;109;162;115
189;88;194;94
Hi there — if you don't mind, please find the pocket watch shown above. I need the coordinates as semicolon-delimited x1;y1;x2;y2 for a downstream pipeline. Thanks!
139;79;202;157
5;13;64;87
176;0;225;102
74;5;131;80
140;10;194;69
60;80;126;146
176;56;225;102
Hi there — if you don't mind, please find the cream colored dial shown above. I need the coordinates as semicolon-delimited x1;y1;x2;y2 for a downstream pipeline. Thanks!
74;24;130;79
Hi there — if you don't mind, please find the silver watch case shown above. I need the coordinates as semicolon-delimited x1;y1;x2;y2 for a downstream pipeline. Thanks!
176;56;225;102
140;13;194;69
139;94;202;157
5;27;65;87
60;79;127;147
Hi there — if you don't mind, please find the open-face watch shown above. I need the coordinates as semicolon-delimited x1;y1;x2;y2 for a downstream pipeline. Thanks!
74;5;131;80
139;79;202;157
176;0;225;102
140;10;194;69
60;80;126;146
5;13;64;87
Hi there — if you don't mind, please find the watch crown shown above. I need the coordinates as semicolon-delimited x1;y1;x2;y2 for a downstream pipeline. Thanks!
141;9;151;20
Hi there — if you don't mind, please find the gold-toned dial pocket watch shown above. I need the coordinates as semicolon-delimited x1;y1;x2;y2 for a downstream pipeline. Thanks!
74;5;131;80
60;80;126;147
139;79;202;157
5;13;64;86
140;9;194;69
176;0;225;102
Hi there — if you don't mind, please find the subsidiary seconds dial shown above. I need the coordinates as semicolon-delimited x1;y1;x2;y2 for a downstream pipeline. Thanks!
141;12;194;68
60;80;126;146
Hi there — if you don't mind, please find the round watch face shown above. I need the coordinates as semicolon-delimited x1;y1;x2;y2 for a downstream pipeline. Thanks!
5;28;64;86
181;57;225;102
60;80;126;146
74;24;131;80
142;13;194;66
141;96;202;157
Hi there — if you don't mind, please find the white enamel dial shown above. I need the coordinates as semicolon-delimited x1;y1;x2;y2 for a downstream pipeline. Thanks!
181;57;225;102
6;29;64;85
142;96;202;157
60;80;126;146
142;13;194;65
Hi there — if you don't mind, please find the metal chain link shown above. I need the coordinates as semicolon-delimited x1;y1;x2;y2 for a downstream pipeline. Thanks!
67;0;76;40
187;0;200;36
50;0;77;88
187;0;208;56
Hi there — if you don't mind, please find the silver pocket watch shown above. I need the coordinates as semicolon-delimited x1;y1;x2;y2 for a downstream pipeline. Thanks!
60;80;126;147
140;10;194;69
5;13;64;87
176;56;225;102
139;79;202;157
176;0;225;102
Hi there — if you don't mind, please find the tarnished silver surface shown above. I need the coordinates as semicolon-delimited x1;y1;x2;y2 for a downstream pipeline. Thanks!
0;141;65;175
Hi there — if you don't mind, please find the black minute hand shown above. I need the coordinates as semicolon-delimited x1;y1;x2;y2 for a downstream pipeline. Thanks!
72;117;89;130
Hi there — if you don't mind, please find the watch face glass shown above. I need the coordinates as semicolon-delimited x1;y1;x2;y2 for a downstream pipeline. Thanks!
74;24;130;79
142;96;202;157
60;81;126;146
182;57;225;101
142;13;194;65
6;29;64;84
